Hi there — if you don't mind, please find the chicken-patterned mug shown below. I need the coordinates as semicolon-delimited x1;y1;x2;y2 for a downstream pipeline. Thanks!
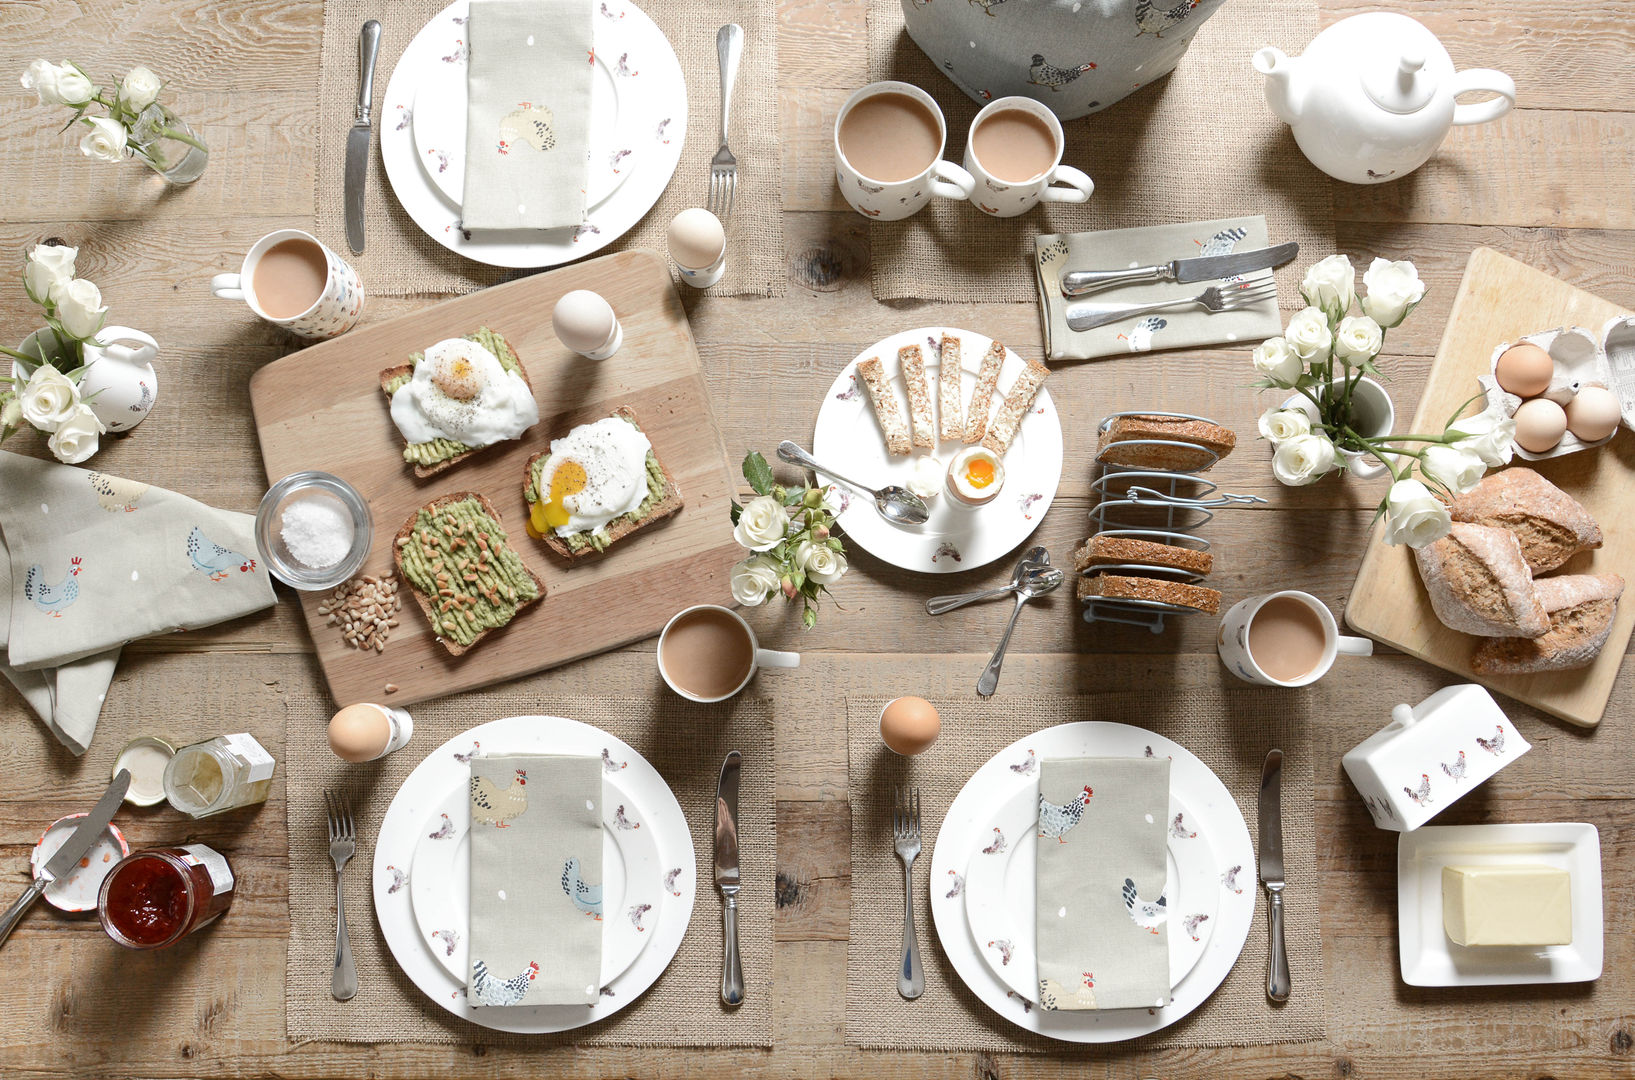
1217;589;1372;687
210;229;363;340
834;81;976;222
962;96;1094;218
657;604;799;703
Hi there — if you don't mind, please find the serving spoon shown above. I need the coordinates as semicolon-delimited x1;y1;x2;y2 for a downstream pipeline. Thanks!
777;441;929;527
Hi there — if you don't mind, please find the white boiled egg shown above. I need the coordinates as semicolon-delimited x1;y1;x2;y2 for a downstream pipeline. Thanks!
666;208;725;270
552;290;618;354
534;416;652;536
389;337;538;448
1565;385;1621;442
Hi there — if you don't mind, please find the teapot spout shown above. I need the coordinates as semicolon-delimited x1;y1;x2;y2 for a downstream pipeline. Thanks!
1253;46;1302;126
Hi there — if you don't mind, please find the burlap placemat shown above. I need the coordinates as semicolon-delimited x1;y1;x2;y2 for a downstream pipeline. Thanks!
864;0;1333;303
286;691;774;1047
845;691;1327;1052
316;0;785;297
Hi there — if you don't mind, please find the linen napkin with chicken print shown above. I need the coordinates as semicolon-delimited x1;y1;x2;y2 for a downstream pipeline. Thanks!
1035;756;1171;1010
468;754;603;1006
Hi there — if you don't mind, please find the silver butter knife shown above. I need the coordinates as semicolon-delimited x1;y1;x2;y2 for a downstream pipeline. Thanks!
0;769;130;947
715;750;744;1008
1259;748;1290;1003
1060;241;1298;297
345;19;383;254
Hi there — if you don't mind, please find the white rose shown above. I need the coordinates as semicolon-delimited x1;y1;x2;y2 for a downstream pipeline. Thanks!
21;59;95;106
49;277;107;339
1448;405;1517;468
78;115;129;164
1361;258;1426;328
1284;307;1334;363
1252;336;1303;387
119;66;162;111
733;494;789;552
1382;477;1451;548
46;404;104;465
1334;315;1383;365
795;539;847;585
1271;432;1336;486
23;243;77;303
19;364;81;429
729;554;781;606
1420;444;1487;495
1300;253;1355;317
1257;406;1312;444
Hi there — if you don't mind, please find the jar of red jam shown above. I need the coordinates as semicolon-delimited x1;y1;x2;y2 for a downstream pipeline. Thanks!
97;844;235;949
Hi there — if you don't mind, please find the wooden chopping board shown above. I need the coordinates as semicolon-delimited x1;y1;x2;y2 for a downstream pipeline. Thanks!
249;249;739;707
1348;247;1634;728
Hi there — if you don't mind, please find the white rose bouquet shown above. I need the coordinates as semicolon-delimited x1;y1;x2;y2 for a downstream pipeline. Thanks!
1252;254;1515;549
20;60;207;183
728;451;849;628
0;244;114;464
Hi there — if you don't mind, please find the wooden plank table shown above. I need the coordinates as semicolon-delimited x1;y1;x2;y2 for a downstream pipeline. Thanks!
2;1;1632;1076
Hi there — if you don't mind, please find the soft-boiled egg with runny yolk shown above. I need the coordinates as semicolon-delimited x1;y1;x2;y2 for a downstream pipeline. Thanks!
389;337;539;449
946;445;1005;506
529;416;653;538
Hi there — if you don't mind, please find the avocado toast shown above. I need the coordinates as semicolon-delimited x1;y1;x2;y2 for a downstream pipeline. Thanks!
523;405;684;562
394;492;546;656
380;327;536;479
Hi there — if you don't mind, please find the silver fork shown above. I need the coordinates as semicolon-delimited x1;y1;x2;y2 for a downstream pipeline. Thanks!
325;790;358;1001
707;24;743;217
893;785;924;1000
1066;277;1279;332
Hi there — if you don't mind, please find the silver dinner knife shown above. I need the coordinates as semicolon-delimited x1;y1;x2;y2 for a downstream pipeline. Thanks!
715;750;744;1008
345;19;383;254
1060;241;1299;297
1258;748;1290;1003
0;769;130;947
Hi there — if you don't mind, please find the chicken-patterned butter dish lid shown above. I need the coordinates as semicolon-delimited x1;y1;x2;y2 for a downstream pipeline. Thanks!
1342;684;1531;833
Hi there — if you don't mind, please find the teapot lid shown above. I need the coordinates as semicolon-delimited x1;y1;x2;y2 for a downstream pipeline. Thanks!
1362;50;1439;114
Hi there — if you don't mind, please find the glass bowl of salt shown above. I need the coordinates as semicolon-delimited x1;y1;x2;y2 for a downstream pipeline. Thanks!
255;471;373;590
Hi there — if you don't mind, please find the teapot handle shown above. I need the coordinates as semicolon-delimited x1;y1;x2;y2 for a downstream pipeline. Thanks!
1450;69;1515;126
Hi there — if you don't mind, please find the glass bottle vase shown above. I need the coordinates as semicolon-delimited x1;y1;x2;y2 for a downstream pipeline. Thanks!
130;103;209;186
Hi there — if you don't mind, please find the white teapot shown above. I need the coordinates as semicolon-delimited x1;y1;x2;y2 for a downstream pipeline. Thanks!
1254;12;1515;185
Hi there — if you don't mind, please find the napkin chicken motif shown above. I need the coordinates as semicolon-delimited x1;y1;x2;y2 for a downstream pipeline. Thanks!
1034;756;1171;1010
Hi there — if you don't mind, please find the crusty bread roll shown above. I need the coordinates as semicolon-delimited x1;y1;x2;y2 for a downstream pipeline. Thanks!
1413;522;1550;638
1450;467;1602;574
1471;573;1625;674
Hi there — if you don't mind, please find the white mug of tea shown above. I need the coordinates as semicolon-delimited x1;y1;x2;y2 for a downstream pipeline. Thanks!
834;81;976;221
1217;589;1372;687
657;604;799;703
963;96;1094;218
210;229;364;340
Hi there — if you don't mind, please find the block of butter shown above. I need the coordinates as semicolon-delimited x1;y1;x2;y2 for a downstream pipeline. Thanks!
1442;864;1572;947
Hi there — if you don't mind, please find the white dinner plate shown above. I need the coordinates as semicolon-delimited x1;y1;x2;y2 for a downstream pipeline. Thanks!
380;0;686;269
962;786;1219;1001
1397;823;1603;986
407;773;662;988
930;723;1255;1043
811;327;1063;574
373;716;696;1033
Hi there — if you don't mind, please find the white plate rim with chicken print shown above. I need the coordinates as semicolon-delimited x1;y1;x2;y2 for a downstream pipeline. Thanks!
811;327;1064;575
373;715;696;1033
406;772;662;989
929;722;1255;1043
961;786;1219;1002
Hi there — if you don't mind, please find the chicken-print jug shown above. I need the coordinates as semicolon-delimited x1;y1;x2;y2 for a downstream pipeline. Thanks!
77;327;160;433
1254;12;1515;185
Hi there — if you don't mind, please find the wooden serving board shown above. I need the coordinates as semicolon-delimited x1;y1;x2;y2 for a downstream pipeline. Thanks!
249;250;739;707
1348;247;1634;728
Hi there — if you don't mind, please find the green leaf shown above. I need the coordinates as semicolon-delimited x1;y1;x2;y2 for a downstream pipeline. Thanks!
729;499;742;526
782;485;806;507
742;451;774;496
1442;391;1487;432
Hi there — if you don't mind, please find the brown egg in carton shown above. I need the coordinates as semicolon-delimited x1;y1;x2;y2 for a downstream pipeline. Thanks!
1477;316;1635;460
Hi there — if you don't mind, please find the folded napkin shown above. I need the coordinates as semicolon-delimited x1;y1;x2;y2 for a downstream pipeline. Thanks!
0;452;275;754
468;753;603;1006
462;0;594;231
1035;756;1170;1011
1034;215;1283;361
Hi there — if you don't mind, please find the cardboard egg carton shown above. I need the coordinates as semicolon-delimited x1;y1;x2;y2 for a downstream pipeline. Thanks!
1477;315;1635;460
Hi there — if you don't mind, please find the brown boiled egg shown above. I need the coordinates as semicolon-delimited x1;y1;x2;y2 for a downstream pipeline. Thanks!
1494;343;1554;398
880;696;940;755
1513;397;1568;453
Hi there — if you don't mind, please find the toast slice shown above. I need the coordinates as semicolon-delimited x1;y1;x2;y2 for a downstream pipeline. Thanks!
1074;535;1213;577
857;356;912;456
898;345;936;450
394;491;546;656
1077;573;1222;615
937;335;964;443
963;341;1007;445
1096;414;1236;473
981;357;1050;456
380;328;535;479
523;405;684;563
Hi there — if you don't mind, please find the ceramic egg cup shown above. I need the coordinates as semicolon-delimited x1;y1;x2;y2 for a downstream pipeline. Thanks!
1478;316;1635;460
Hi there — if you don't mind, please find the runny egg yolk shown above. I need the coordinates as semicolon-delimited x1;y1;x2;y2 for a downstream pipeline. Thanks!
964;458;997;489
531;460;589;533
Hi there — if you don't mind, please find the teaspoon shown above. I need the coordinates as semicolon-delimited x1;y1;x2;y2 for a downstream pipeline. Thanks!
977;547;1061;697
777;441;929;527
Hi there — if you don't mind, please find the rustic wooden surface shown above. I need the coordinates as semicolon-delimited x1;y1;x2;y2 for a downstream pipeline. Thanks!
2;1;1633;1077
